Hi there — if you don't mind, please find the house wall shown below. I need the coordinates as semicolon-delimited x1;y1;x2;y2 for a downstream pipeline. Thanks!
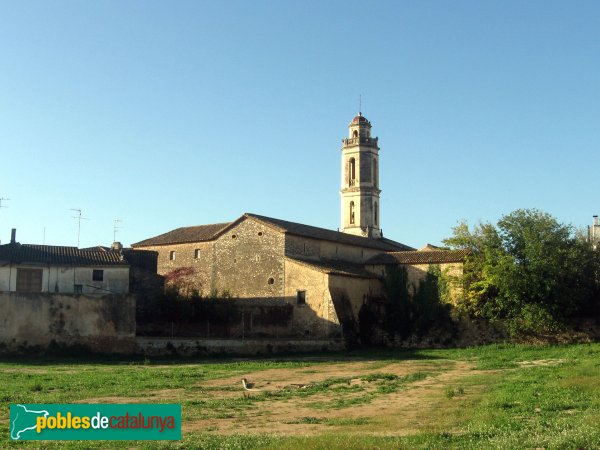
0;264;129;294
284;258;341;338
0;292;136;354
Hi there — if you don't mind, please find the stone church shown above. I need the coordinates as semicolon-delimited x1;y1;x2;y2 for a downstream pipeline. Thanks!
132;114;466;339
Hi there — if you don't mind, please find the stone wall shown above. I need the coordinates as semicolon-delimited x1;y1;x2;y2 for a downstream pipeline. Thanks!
137;241;214;296
137;337;344;356
0;293;136;354
213;218;286;298
284;235;382;264
284;258;340;338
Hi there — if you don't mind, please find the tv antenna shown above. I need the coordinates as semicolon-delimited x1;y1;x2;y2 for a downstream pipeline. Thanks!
70;208;89;247
113;219;123;243
0;197;9;213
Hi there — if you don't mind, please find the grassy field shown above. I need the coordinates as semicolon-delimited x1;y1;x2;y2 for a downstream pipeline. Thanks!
2;343;600;449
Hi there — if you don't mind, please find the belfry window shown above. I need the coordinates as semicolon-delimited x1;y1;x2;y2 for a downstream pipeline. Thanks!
373;159;378;187
353;130;358;138
349;158;356;186
350;201;355;224
374;202;378;226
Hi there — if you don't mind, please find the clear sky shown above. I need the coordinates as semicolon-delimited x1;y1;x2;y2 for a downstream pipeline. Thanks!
1;1;599;249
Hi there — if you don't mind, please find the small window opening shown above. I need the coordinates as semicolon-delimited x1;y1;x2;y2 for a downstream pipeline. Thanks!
374;202;378;226
258;231;263;236
353;130;358;138
232;234;237;239
74;284;83;294
349;158;356;185
93;269;104;282
350;201;355;224
169;251;176;261
194;249;201;259
297;290;306;305
373;159;378;187
268;277;275;285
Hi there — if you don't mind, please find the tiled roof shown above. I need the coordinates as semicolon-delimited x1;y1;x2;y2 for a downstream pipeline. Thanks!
245;213;413;251
286;257;379;279
366;249;469;265
0;243;128;266
131;222;232;247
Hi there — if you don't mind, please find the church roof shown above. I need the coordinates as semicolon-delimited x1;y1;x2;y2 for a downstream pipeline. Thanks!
245;213;413;251
132;222;232;247
0;243;128;266
366;249;469;265
286;257;379;279
132;213;413;251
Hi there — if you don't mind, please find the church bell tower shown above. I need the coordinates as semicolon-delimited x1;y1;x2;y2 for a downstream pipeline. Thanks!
340;113;381;239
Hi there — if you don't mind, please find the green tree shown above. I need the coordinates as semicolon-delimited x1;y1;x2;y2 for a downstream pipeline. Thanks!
444;209;599;334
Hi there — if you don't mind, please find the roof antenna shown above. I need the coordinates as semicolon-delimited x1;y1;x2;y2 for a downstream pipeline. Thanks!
113;219;123;243
70;208;89;248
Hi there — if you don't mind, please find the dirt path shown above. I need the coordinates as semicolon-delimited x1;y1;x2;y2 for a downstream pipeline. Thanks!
183;359;487;436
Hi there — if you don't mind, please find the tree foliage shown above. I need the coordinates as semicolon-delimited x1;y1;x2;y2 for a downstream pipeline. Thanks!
444;209;599;334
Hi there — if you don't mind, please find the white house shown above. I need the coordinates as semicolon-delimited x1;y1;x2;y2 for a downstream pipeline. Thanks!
0;230;130;294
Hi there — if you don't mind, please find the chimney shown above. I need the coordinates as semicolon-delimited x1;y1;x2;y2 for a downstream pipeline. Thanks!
10;228;16;244
111;241;123;252
594;215;599;226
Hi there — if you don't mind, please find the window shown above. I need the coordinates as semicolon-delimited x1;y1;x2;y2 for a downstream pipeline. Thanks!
353;130;358;138
16;268;43;292
194;249;201;259
349;158;356;185
258;231;263;236
92;269;104;282
169;251;176;261
268;277;275;285
374;202;378;226
74;284;83;294
350;201;355;224
297;290;306;305
232;234;237;239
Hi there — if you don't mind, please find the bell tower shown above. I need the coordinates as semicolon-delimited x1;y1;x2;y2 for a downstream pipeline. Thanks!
340;113;381;239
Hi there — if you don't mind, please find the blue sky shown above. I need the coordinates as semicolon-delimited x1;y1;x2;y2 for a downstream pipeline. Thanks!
1;1;598;248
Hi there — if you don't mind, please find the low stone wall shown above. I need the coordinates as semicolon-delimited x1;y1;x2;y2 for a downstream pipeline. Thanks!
0;292;136;354
137;337;344;356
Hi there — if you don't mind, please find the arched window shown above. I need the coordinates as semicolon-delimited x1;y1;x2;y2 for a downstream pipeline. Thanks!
373;158;378;187
353;130;358;138
350;201;355;224
374;202;378;226
349;158;356;185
